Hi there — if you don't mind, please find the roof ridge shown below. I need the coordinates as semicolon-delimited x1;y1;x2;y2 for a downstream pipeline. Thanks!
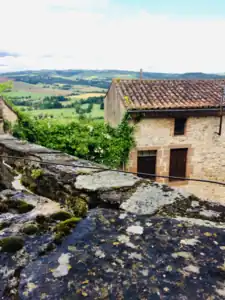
113;78;225;110
113;78;225;82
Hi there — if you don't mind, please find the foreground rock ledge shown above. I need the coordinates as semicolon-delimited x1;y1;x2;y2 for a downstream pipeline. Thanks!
1;188;225;299
7;209;225;299
1;136;225;299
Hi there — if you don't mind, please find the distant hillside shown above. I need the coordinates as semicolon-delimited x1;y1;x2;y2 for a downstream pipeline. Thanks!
1;70;225;90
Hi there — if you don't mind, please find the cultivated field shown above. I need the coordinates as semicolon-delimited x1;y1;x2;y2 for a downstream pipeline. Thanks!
29;104;104;123
69;92;105;100
1;70;111;123
13;81;71;96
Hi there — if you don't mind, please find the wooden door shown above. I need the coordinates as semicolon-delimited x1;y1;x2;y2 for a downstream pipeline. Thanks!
137;150;157;180
169;148;188;181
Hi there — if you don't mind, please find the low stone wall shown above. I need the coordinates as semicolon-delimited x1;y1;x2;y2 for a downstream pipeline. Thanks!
1;135;225;298
0;135;192;216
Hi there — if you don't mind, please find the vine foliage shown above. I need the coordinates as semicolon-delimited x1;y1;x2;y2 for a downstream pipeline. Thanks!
12;112;135;168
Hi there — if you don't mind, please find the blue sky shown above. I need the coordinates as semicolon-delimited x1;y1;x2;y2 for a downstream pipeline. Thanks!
116;0;225;16
0;0;225;73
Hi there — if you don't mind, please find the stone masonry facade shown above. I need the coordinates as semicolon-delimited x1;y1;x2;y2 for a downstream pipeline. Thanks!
0;97;18;124
127;116;225;202
0;97;18;134
104;81;126;127
104;80;225;203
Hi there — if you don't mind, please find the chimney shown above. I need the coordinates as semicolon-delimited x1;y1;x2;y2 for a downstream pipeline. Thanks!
140;68;143;80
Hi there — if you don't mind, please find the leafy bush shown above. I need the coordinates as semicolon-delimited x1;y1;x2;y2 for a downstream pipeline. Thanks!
12;112;135;168
3;120;12;133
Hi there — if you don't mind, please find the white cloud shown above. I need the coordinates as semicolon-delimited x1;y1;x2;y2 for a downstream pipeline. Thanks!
0;0;225;73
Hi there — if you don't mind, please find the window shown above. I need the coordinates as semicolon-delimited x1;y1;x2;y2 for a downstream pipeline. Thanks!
174;118;187;135
169;148;188;181
137;150;157;180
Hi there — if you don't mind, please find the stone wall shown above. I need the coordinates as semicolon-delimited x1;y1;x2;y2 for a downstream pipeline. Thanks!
0;135;175;212
0;97;18;124
104;81;126;127
1;135;225;298
127;116;225;202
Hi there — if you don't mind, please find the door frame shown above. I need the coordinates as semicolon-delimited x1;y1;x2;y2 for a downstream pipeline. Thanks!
167;144;193;186
128;145;193;186
137;149;158;179
169;148;188;182
132;146;160;179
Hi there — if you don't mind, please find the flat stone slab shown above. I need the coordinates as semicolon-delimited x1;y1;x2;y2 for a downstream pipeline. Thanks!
0;134;16;141
17;209;225;299
120;182;187;215
0;139;60;153
75;171;141;191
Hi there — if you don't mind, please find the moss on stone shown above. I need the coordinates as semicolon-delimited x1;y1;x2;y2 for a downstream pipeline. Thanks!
17;201;35;214
21;175;37;193
76;170;92;175
97;213;110;226
0;221;10;231
31;169;44;180
0;236;24;253
5;200;35;214
53;217;81;244
66;196;88;218
50;211;73;221
35;215;51;232
36;215;48;224
22;224;38;235
21;175;30;186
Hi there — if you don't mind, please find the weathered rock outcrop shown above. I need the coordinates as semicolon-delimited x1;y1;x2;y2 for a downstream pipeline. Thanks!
1;135;225;299
0;135;191;214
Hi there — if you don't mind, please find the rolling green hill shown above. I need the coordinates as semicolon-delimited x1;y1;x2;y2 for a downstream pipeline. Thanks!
2;69;225;124
2;69;225;91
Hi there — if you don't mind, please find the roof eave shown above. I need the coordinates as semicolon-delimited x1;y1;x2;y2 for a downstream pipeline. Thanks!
127;107;223;113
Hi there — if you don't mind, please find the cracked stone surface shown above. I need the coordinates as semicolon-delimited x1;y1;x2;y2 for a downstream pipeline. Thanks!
120;182;188;215
0;189;69;299
16;209;225;300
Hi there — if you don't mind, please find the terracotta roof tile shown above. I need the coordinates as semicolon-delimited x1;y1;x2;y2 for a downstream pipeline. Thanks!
114;79;225;110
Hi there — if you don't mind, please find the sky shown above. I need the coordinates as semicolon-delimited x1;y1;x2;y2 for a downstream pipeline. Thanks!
1;0;225;73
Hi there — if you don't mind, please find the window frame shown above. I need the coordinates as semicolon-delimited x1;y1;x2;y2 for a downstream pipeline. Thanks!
174;118;187;136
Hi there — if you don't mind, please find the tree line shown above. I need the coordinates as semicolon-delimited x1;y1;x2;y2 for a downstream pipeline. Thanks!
8;75;110;89
11;95;104;112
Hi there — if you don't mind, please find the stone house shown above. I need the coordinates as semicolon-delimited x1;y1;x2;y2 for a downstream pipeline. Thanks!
0;97;18;133
104;79;225;202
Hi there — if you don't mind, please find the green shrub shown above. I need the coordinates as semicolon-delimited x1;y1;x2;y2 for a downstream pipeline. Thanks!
12;112;135;168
